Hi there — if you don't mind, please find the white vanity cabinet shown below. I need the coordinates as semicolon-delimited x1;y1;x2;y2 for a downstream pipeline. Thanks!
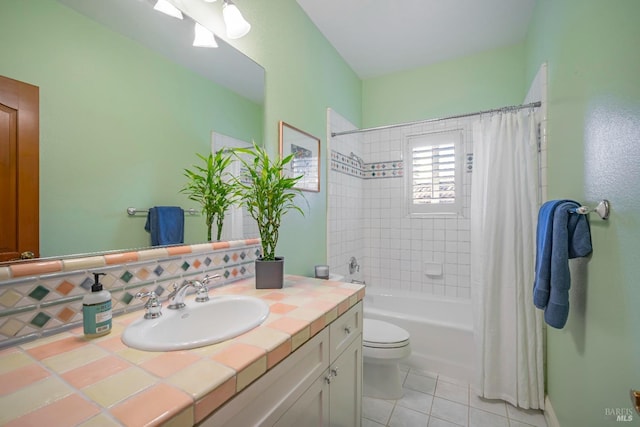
202;301;363;427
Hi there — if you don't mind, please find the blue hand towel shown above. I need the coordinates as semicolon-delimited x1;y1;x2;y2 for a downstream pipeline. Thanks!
144;206;184;246
533;199;569;309
533;200;592;329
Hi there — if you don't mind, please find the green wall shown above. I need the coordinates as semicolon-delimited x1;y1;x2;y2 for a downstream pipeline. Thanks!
526;1;640;425
0;0;263;256
362;43;526;127
210;0;363;276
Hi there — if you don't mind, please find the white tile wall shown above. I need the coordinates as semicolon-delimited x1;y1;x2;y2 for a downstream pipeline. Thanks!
360;118;475;299
328;63;546;299
327;109;365;279
328;109;474;299
524;63;549;202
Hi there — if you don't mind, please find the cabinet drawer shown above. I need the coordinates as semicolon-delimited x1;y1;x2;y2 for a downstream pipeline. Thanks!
329;301;362;361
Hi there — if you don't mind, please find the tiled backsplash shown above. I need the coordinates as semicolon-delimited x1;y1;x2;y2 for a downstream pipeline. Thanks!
0;239;261;348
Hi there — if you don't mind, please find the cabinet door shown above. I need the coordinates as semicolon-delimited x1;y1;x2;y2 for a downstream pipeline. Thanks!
201;329;329;427
329;334;362;427
273;372;330;427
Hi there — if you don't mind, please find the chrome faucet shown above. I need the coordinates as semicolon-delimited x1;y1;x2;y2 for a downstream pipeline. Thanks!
135;291;162;319
348;256;360;275
167;274;220;310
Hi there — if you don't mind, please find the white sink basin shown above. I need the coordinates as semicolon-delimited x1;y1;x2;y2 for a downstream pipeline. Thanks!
122;295;270;351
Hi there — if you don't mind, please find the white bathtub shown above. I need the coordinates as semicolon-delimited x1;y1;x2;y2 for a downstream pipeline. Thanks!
363;288;474;383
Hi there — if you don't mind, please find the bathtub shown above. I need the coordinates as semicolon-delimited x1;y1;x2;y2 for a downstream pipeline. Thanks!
363;288;474;383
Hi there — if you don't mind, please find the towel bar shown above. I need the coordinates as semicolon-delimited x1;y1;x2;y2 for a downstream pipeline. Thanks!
126;207;198;216
569;200;610;220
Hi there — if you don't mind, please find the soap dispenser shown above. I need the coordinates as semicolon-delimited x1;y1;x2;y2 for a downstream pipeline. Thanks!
82;272;112;337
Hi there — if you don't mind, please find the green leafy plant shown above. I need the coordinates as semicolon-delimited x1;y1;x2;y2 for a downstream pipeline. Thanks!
181;151;235;242
233;142;306;260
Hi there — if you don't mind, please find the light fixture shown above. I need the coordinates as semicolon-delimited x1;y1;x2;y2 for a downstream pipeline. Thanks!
222;0;251;39
193;22;218;48
153;0;183;19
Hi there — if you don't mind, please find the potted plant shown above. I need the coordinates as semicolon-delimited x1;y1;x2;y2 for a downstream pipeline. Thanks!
233;142;306;288
181;151;236;242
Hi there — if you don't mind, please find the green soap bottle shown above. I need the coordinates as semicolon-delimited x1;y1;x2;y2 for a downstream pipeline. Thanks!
82;272;112;337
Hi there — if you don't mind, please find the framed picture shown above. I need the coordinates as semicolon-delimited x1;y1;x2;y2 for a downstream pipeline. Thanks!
279;121;320;192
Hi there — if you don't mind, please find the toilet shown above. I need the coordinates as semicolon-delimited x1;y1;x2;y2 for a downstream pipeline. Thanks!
363;318;411;399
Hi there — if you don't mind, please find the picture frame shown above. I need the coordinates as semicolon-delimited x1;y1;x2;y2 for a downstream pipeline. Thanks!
279;121;320;192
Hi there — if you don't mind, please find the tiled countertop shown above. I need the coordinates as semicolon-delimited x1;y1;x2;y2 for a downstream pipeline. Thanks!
0;275;365;426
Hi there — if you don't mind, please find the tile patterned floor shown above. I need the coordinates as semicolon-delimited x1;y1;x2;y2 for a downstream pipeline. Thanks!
362;367;548;427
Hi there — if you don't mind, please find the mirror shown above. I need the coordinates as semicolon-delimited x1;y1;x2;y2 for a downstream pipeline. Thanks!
0;0;264;263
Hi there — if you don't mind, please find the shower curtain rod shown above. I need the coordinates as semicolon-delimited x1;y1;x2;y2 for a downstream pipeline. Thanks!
331;101;542;137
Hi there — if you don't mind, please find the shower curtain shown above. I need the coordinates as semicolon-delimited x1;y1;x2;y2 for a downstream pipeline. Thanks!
470;109;544;409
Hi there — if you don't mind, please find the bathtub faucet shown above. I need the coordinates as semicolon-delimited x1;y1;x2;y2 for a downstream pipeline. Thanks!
348;256;360;275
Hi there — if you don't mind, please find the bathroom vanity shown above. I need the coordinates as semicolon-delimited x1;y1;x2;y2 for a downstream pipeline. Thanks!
0;275;364;426
204;301;362;426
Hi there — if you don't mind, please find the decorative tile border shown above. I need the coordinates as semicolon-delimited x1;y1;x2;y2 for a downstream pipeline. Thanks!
330;150;365;178
0;239;261;348
363;160;403;178
330;150;403;179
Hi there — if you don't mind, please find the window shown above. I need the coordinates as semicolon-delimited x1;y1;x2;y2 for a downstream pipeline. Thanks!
405;130;463;215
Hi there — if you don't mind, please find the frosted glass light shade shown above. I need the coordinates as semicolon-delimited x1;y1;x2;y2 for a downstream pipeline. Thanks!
153;0;183;19
193;22;218;48
223;1;251;39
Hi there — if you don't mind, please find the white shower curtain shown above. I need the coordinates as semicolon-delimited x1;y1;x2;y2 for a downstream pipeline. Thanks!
470;109;544;409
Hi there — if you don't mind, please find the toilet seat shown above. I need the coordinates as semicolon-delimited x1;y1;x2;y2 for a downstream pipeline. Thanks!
363;318;410;349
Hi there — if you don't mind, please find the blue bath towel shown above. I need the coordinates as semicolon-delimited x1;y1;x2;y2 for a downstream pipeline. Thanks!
145;206;184;246
533;200;592;328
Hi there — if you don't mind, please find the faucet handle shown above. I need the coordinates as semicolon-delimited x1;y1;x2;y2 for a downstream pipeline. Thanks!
202;274;221;285
195;274;221;303
135;291;162;319
194;280;210;303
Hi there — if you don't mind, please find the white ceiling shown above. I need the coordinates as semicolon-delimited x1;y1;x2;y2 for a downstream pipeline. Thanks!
297;0;537;78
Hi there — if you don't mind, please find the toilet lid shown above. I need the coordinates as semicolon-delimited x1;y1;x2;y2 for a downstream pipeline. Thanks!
363;319;410;348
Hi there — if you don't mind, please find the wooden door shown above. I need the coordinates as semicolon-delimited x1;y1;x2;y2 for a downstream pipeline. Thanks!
0;75;39;261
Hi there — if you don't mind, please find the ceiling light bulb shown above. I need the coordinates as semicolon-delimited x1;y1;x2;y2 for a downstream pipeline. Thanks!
153;0;183;19
193;22;218;48
223;0;251;39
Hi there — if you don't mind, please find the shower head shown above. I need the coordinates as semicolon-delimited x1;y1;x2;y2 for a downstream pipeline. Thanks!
349;152;364;166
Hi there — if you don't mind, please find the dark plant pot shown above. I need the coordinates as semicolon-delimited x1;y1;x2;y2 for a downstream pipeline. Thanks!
255;257;284;289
